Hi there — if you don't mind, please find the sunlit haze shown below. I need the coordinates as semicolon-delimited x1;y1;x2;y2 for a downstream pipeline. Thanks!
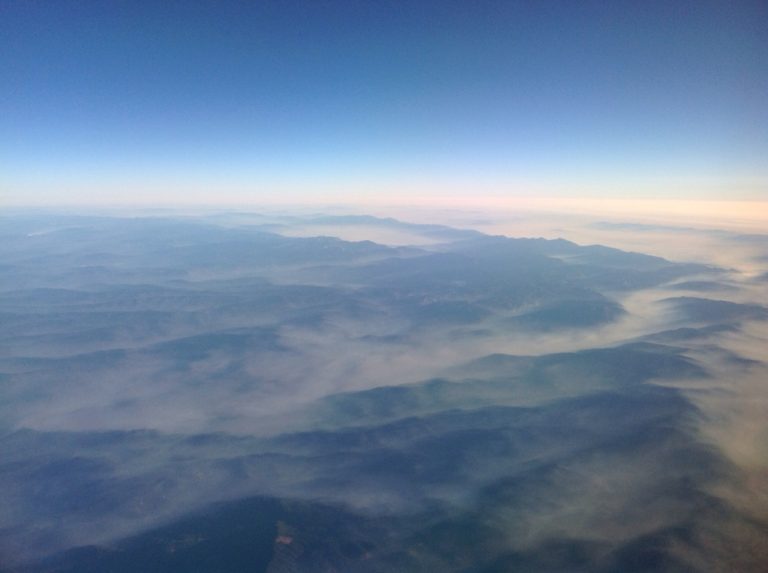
3;3;768;573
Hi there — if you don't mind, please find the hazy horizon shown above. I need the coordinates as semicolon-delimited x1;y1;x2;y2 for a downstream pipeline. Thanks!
2;2;767;572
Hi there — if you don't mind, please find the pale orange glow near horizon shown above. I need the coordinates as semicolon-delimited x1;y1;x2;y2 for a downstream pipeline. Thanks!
8;192;765;233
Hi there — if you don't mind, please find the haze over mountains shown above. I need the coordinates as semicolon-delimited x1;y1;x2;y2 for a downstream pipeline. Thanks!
1;211;767;572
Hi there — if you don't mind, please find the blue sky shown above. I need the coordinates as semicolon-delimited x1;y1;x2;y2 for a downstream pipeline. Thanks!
2;0;766;205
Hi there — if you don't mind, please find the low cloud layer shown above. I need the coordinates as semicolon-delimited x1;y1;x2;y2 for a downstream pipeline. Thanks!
1;210;767;571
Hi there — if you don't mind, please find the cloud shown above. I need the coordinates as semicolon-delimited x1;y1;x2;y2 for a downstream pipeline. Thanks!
2;210;768;570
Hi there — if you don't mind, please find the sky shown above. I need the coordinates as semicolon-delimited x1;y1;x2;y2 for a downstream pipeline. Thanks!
1;0;767;206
